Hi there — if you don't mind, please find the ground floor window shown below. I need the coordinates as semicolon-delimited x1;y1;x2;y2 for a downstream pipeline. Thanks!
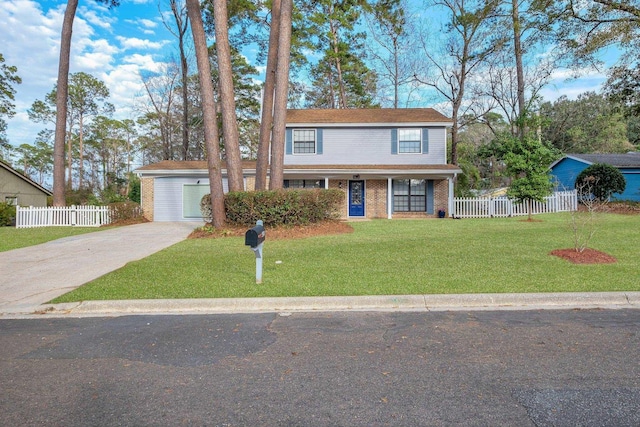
284;179;323;189
393;179;426;212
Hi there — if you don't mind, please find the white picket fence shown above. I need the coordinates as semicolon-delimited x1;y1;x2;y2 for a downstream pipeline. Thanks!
453;190;577;219
16;205;112;228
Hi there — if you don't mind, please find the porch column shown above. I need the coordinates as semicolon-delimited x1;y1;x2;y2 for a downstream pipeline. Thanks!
387;178;393;219
324;177;329;189
448;176;455;217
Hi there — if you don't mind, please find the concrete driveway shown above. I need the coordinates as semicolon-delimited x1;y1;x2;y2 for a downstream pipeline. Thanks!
0;222;200;315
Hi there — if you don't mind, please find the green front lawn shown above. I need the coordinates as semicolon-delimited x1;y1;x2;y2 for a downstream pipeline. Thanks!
0;226;103;252
52;213;640;303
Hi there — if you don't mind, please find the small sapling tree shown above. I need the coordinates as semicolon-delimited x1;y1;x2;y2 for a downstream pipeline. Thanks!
569;178;604;253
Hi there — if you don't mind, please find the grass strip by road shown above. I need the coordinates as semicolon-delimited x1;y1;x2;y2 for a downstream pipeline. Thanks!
0;226;103;252
51;213;640;302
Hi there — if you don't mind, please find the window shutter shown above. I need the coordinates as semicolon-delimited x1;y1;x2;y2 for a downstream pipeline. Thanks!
422;128;429;154
316;128;323;154
391;128;398;154
286;128;292;155
426;180;434;214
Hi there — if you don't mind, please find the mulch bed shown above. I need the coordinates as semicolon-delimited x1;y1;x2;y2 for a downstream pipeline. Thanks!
550;248;617;264
188;220;354;240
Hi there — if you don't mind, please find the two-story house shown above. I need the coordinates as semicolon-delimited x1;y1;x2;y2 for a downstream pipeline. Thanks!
136;108;461;222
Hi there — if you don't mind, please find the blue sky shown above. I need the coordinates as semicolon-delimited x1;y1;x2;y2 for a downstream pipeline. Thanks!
1;0;189;147
0;0;616;151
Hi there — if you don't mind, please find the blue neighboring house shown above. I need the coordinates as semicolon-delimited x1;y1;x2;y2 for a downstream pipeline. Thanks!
549;152;640;201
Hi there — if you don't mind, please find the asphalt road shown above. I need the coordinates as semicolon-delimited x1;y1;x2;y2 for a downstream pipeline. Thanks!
1;309;639;426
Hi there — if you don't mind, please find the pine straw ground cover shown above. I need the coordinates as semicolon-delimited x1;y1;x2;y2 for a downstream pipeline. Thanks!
52;211;640;303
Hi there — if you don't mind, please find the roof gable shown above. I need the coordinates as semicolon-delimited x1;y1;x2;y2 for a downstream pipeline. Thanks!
286;108;451;125
0;161;52;196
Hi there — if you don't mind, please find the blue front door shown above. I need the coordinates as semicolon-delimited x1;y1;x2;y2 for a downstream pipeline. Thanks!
348;180;365;217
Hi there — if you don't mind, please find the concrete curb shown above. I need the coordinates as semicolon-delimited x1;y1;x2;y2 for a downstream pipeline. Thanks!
6;292;637;319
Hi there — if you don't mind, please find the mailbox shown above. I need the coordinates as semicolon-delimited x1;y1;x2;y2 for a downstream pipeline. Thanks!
245;223;265;248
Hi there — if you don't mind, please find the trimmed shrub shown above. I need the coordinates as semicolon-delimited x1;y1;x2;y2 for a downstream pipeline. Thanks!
108;201;143;222
576;163;626;201
0;201;16;227
201;189;344;226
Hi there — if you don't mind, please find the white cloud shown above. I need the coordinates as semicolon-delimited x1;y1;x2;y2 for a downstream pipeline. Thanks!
116;36;167;50
139;18;158;29
78;5;115;31
0;0;172;146
123;53;164;73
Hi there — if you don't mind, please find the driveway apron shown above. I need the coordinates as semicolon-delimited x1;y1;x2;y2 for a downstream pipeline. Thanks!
0;222;199;315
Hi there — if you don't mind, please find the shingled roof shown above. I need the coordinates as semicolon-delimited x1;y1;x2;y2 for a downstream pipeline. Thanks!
286;108;451;124
135;160;257;171
568;153;640;168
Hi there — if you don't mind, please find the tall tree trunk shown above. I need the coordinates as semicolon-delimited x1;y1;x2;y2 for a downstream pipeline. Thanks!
67;129;73;189
255;0;281;191
269;0;293;190
186;0;226;227
53;0;78;206
213;0;244;192
393;39;399;109
180;46;189;160
512;0;525;136
167;0;190;160
78;114;84;188
329;18;348;109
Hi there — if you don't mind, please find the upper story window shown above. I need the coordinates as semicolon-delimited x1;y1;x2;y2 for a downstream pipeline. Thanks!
293;129;316;154
398;129;422;153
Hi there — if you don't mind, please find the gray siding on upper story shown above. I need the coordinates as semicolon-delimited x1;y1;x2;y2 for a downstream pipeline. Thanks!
284;126;447;165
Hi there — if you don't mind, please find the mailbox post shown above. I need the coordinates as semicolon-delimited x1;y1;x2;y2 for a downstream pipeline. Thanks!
245;220;265;284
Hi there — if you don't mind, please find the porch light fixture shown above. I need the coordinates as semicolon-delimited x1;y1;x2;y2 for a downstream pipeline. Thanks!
353;174;360;179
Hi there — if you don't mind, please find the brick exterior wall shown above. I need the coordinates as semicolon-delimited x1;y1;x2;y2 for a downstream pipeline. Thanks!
434;179;449;217
328;179;348;219
365;179;388;219
245;176;255;191
328;178;450;220
141;176;449;221
141;177;154;221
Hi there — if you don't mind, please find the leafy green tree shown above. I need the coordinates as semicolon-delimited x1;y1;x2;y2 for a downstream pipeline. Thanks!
534;0;640;66
0;53;21;150
301;0;378;109
576;163;626;201
603;64;640;147
540;92;634;153
29;73;113;189
14;136;53;186
457;112;510;191
68;72;114;189
483;122;560;220
128;173;141;204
